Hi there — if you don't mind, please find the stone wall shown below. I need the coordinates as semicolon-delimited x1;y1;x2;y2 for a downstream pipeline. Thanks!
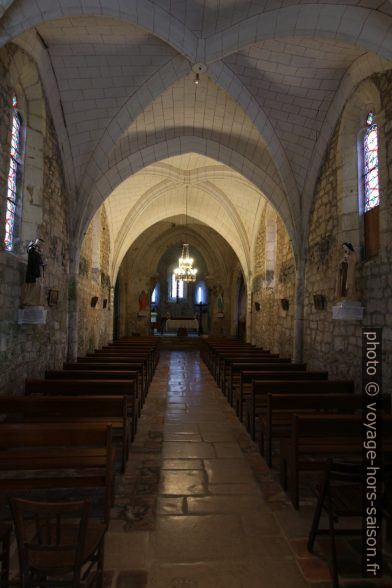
304;71;392;394
77;205;113;354
0;45;69;395
251;203;296;357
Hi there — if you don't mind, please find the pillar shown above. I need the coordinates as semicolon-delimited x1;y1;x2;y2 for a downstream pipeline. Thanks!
293;254;306;363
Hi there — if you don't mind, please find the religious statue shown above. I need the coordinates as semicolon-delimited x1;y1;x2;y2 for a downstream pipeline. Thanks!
216;287;224;314
138;289;149;312
336;242;357;300
21;239;46;306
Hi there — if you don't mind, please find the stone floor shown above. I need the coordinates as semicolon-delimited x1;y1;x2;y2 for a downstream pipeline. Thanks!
5;350;391;587
101;350;391;587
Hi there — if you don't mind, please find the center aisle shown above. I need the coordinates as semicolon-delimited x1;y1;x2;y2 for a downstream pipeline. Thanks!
104;351;330;588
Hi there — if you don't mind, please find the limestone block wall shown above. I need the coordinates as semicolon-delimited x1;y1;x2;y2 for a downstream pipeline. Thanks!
251;204;296;357
77;205;113;354
0;45;69;395
304;71;392;394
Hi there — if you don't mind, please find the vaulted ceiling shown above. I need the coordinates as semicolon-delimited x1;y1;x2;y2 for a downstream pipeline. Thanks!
1;0;391;280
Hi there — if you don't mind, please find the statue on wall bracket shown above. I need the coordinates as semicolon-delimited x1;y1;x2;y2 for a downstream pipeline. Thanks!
333;242;364;320
216;285;224;317
335;242;357;300
21;239;46;307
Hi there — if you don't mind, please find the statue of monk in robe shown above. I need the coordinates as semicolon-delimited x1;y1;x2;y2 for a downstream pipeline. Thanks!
336;242;357;300
21;239;45;306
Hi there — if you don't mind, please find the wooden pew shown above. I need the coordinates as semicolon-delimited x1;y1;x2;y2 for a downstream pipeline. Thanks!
100;347;158;376
219;352;279;392
226;360;304;407
227;363;306;413
86;351;153;383
201;342;255;377
0;422;114;522
25;379;137;439
105;342;159;364
238;370;328;423
47;369;142;417
76;358;148;397
248;379;354;440
96;344;157;370
214;349;273;383
280;414;392;509
262;392;391;467
0;395;129;473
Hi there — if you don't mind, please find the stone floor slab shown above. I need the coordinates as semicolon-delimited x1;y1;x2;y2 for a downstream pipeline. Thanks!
162;441;216;459
204;458;255;483
151;514;249;562
187;495;268;515
159;469;207;496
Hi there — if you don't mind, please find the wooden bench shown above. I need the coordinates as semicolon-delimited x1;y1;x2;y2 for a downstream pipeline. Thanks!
25;378;137;439
237;370;328;423
227;363;306;414
75;358;148;400
47;369;141;417
0;423;114;522
280;414;392;509
220;353;280;394
102;340;159;367
99;348;157;377
86;352;153;383
217;351;277;389
262;392;391;467
0;395;129;473
201;342;256;378
226;361;305;409
248;379;354;440
65;361;144;390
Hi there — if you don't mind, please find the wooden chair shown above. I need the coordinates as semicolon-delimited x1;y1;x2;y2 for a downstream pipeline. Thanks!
307;459;392;587
0;523;12;586
10;497;107;587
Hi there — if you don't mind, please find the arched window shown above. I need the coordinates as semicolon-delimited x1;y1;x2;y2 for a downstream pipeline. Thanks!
363;112;380;212
4;95;24;252
195;281;207;304
265;216;277;287
171;273;184;300
361;112;380;258
151;284;159;304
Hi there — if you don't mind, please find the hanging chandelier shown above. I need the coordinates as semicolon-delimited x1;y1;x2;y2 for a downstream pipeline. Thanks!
174;186;198;282
174;243;198;282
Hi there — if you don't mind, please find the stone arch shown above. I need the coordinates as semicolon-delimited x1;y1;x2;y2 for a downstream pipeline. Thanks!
0;0;198;61
111;184;250;286
77;137;295;265
205;5;392;63
302;53;391;249
14;31;76;197
125;226;230;284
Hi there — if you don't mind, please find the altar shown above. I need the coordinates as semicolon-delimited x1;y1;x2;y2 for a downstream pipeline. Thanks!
165;318;199;332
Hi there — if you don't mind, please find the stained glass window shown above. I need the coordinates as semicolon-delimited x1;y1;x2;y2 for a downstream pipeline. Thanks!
363;112;379;212
4;96;23;251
